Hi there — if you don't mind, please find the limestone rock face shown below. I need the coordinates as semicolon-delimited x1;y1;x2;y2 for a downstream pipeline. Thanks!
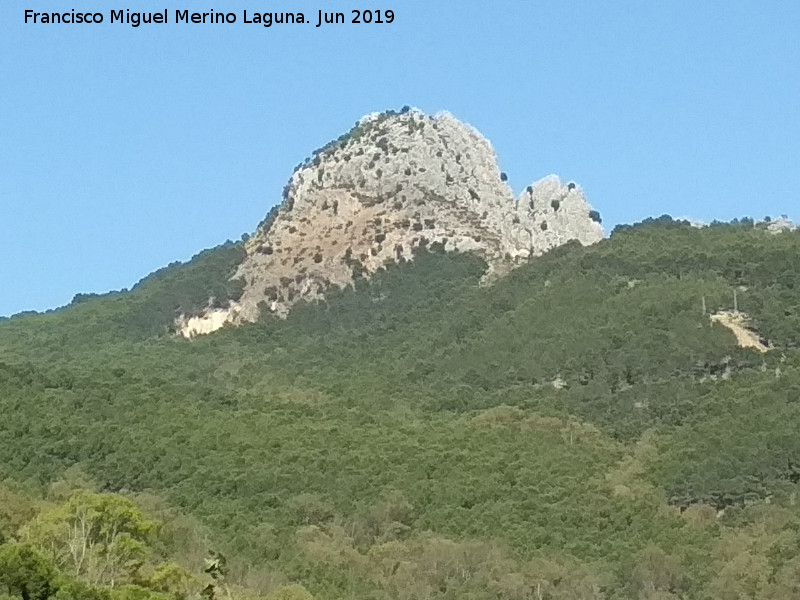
180;109;604;333
505;176;604;260
765;217;797;234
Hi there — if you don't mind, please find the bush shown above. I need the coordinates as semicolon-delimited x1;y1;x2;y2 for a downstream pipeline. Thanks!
0;543;59;600
265;584;314;600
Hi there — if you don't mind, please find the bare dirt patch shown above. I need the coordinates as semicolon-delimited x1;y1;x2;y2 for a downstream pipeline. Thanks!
710;311;769;352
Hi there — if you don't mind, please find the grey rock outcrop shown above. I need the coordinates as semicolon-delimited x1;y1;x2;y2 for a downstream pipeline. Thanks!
765;216;797;234
178;109;604;334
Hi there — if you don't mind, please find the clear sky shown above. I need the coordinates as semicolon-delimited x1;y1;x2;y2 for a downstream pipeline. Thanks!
1;1;798;317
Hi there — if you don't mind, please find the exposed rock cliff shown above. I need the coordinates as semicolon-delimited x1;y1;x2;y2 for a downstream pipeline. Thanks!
179;109;604;336
765;217;797;234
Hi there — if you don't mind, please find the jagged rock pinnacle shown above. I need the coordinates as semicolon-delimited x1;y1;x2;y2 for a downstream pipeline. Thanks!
177;108;604;335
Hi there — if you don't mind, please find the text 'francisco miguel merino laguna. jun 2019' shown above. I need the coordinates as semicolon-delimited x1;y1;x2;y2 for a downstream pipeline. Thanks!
23;8;396;27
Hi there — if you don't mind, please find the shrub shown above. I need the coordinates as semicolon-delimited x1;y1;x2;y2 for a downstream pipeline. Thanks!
0;543;59;600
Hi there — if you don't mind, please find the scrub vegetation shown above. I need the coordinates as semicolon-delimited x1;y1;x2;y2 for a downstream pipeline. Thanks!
2;217;800;599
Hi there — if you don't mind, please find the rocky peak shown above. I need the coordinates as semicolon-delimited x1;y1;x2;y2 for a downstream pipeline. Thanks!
765;216;797;234
179;109;604;335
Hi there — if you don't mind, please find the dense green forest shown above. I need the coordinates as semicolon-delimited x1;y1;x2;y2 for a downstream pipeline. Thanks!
2;217;800;599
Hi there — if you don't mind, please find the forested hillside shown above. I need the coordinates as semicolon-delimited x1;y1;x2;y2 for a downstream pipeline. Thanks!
2;217;800;600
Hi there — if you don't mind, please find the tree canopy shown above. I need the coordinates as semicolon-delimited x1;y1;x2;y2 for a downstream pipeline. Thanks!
2;218;800;599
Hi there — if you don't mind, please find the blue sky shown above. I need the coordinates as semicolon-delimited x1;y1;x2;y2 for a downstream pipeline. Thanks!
1;1;798;317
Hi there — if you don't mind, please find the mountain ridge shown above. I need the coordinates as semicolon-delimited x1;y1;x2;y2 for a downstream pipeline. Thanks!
177;108;603;336
2;215;800;600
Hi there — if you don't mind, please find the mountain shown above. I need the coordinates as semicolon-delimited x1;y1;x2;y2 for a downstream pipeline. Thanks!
178;109;602;334
1;111;800;600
